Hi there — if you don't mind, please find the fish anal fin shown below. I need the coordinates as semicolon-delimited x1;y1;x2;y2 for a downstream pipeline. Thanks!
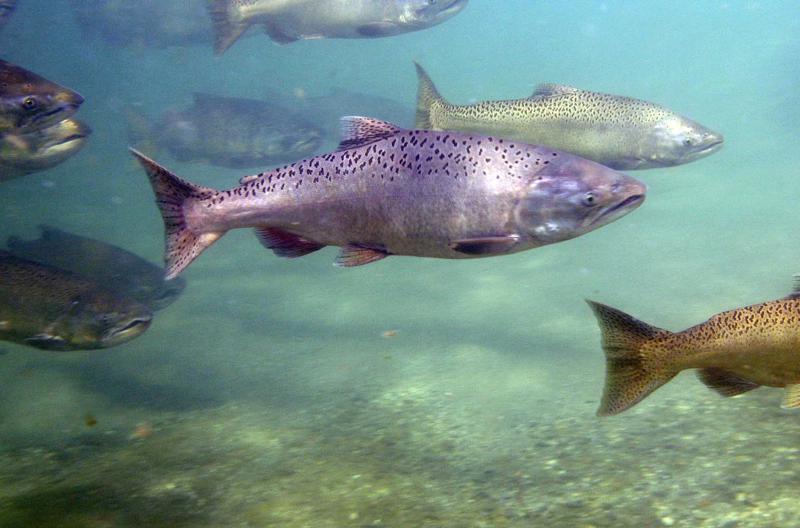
530;83;579;98
335;244;388;267
264;22;298;44
696;368;760;398
255;227;325;258
338;116;402;150
450;235;520;255
781;384;800;409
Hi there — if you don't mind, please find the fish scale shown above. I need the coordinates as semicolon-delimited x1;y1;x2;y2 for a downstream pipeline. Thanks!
132;116;646;279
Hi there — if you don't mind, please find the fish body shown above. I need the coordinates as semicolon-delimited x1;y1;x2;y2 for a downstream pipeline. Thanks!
209;0;468;54
69;0;217;48
588;283;800;416
7;226;185;311
0;59;84;134
0;0;16;30
132;93;323;169
131;116;645;279
0;118;91;181
415;63;723;170
0;251;152;351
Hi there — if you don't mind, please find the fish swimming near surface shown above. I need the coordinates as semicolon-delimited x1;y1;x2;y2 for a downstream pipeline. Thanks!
588;280;800;416
0;251;152;351
0;59;84;134
209;0;468;55
0;118;91;182
0;0;16;30
69;0;222;48
131;116;646;280
7;225;185;311
415;63;724;170
128;92;324;169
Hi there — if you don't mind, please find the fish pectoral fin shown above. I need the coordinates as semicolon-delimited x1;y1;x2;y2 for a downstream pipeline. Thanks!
263;22;299;44
781;384;800;409
338;116;403;150
356;22;397;37
335;244;389;267
255;227;325;258
696;368;760;398
24;333;68;350
450;235;520;255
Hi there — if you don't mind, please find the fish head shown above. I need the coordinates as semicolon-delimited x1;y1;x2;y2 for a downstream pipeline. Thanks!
639;115;724;168
0;60;84;132
60;297;153;350
401;0;468;27
515;152;646;244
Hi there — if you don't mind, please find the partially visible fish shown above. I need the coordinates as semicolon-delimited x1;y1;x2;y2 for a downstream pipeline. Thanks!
209;0;468;55
0;0;16;30
0;59;84;133
0;251;152;351
7;225;185;311
415;63;724;170
587;279;800;416
129;92;323;169
0;118;91;182
69;0;218;48
130;116;645;280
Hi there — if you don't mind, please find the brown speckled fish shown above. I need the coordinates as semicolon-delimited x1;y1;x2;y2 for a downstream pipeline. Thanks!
588;281;800;416
131;116;645;280
415;62;723;170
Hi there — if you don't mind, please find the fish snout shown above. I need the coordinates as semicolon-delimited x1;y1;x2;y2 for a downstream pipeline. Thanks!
56;90;84;109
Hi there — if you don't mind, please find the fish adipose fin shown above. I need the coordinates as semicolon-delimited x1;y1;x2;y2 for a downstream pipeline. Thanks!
208;0;250;55
129;149;222;280
696;368;760;397
413;62;447;129
781;384;800;409
586;300;676;416
338;116;402;150
335;244;388;267
450;235;520;255
255;227;325;258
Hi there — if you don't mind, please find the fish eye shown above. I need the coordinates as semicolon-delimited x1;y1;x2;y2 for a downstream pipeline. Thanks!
22;96;38;111
683;138;693;146
582;192;597;206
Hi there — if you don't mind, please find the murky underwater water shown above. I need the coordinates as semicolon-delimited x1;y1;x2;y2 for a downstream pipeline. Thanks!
1;1;799;526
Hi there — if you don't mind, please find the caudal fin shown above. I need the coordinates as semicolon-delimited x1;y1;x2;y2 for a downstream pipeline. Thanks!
586;300;677;416
413;62;447;129
208;0;249;55
129;149;223;280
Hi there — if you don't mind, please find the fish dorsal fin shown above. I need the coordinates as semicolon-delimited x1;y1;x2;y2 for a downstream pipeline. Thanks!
530;83;579;98
785;274;800;299
338;116;402;151
192;92;221;108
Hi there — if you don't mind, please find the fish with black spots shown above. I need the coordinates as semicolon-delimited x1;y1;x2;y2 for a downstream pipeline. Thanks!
131;116;645;279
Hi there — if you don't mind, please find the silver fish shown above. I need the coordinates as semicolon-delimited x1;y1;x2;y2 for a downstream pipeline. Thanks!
209;0;468;55
0;118;91;182
131;117;645;280
415;63;724;170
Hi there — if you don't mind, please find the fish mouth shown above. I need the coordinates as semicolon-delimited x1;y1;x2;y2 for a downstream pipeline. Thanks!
695;137;724;156
102;315;152;347
592;194;645;225
438;0;468;16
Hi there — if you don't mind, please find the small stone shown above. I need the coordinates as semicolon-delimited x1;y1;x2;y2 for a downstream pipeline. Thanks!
661;517;675;526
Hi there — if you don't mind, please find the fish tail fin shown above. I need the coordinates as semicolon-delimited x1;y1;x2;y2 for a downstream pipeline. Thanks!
413;62;446;129
586;300;678;416
208;0;249;55
129;149;223;280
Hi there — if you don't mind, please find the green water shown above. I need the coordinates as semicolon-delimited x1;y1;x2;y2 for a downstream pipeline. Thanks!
1;1;799;526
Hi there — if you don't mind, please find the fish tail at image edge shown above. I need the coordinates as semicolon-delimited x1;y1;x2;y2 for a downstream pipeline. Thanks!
586;300;678;416
208;0;249;55
130;149;222;280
